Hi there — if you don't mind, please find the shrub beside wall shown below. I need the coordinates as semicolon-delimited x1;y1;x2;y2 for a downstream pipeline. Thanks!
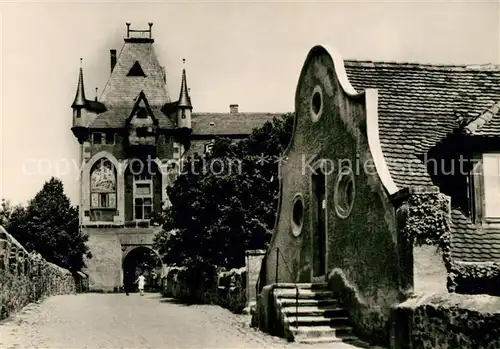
162;265;247;314
0;227;76;320
447;262;500;296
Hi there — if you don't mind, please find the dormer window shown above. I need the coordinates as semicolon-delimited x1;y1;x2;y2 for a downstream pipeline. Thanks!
482;154;500;219
127;61;146;77
137;107;148;119
470;153;500;224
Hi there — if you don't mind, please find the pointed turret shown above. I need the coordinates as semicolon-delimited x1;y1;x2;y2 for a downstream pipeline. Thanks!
178;66;192;109
72;58;87;108
71;58;106;143
177;59;192;129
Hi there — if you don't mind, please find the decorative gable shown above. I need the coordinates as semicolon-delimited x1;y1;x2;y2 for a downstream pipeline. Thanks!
127;61;146;77
126;91;158;150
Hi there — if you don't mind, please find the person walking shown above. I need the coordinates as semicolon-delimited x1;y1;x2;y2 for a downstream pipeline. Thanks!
135;272;146;296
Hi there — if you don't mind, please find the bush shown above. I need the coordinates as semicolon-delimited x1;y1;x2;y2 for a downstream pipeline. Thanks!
448;262;500;296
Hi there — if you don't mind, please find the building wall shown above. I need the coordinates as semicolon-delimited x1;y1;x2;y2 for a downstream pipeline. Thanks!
263;46;407;344
82;226;160;291
80;131;172;291
82;228;123;292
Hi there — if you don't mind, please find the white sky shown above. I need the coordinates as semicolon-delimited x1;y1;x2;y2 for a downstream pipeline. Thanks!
1;0;499;206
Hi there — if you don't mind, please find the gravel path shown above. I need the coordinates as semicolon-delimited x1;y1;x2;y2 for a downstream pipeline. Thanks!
0;293;365;349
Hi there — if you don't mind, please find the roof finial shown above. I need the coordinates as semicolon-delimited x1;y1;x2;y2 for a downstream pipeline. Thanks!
95;87;98;101
80;58;83;67
126;22;131;38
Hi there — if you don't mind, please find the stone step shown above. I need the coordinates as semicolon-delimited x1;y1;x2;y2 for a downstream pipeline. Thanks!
290;325;353;339
286;315;350;326
296;335;358;344
274;288;335;299
279;297;339;307
275;283;328;290
281;304;347;317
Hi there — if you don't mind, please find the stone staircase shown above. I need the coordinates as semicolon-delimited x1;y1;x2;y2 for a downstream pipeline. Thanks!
273;283;358;344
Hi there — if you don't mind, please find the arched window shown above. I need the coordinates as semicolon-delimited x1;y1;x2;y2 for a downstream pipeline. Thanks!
90;159;117;220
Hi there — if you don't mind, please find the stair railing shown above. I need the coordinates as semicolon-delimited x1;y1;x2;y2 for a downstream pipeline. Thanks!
255;246;299;326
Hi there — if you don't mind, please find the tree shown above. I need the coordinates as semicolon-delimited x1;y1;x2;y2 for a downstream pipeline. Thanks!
6;177;90;271
154;113;294;269
0;199;16;227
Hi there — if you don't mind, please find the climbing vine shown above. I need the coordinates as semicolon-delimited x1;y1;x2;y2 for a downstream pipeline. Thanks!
402;191;451;259
402;189;500;295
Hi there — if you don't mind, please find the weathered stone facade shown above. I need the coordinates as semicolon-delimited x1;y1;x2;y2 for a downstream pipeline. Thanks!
71;23;281;292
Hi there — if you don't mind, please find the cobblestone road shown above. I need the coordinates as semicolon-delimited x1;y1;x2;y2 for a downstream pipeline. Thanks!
0;293;365;349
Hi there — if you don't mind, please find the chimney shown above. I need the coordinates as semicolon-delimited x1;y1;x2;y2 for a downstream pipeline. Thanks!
230;104;239;114
110;49;117;73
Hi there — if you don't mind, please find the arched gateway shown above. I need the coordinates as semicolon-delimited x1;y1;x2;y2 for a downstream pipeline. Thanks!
123;246;162;292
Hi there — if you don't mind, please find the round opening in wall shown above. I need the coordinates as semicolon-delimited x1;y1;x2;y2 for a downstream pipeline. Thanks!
334;167;355;219
310;85;323;122
291;194;304;237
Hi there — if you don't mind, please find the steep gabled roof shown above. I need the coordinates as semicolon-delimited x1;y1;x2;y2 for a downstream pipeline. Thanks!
99;41;170;107
344;60;500;188
343;60;500;263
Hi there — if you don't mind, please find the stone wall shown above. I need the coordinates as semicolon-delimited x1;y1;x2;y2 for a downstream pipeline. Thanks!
0;226;76;320
162;266;247;314
393;293;500;349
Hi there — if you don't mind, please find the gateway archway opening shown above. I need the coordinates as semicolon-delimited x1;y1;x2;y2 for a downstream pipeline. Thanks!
123;246;162;293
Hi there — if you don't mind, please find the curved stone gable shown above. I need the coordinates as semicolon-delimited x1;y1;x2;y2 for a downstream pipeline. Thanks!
262;45;412;344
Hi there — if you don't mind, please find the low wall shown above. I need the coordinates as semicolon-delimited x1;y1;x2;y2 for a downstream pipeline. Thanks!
162;265;247;314
0;226;76;320
393;293;500;349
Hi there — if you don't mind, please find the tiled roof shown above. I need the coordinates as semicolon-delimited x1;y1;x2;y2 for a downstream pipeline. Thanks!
344;60;500;188
464;101;500;135
89;107;175;129
99;41;170;108
191;113;281;136
451;210;500;262
344;60;500;263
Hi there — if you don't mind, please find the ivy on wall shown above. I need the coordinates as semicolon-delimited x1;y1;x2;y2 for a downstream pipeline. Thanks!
402;190;451;268
401;188;500;296
448;262;500;296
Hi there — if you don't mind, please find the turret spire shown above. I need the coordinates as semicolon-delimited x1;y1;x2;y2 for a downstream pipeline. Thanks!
72;58;87;108
178;59;192;109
